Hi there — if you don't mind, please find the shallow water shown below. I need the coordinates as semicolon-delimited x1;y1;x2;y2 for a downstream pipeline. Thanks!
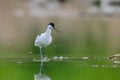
0;56;120;80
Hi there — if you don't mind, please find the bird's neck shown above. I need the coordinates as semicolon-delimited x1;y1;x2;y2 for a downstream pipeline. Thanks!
45;27;52;35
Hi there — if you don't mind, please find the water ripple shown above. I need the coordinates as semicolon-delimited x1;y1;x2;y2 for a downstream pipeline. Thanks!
1;56;120;68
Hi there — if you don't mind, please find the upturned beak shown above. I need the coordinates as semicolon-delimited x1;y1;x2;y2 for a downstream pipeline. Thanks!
53;26;61;32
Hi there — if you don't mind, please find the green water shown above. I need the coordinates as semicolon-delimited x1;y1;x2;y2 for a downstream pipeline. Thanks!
0;58;120;80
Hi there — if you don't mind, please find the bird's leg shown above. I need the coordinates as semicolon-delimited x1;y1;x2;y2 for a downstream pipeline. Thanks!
40;47;44;61
40;60;44;74
40;47;45;74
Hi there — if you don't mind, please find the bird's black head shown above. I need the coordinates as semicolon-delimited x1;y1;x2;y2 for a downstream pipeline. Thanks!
49;23;55;27
48;22;60;32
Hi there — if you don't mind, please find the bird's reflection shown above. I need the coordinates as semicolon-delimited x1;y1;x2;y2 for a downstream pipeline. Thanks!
34;61;51;80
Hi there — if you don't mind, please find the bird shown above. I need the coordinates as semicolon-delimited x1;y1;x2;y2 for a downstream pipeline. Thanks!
34;23;59;61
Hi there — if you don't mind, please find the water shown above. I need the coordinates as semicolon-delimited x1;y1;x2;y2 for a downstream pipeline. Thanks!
0;56;120;80
34;60;51;80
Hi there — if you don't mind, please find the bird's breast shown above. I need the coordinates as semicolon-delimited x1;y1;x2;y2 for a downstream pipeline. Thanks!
35;34;52;47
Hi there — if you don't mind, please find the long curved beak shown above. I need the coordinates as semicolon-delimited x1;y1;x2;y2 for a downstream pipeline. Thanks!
53;26;61;32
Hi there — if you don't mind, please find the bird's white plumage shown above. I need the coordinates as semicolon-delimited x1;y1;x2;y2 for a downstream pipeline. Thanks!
34;25;53;48
35;33;52;48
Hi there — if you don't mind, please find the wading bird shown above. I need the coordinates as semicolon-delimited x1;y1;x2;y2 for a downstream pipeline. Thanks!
34;23;59;61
